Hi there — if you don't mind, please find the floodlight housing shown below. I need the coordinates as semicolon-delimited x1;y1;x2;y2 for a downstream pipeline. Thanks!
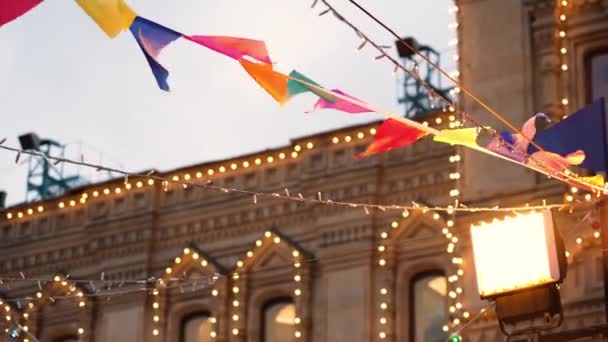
18;132;41;151
470;210;566;299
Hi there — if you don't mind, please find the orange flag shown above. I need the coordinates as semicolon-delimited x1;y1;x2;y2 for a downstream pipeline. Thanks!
357;119;427;158
239;59;289;104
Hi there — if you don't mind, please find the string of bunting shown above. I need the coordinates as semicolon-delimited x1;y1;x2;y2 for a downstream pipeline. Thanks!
307;0;608;194
2;1;607;193
0;144;584;217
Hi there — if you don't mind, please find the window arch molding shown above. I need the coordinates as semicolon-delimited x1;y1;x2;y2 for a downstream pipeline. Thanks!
166;301;216;342
248;288;295;341
229;228;312;342
177;310;213;342
374;211;452;341
396;264;449;342
23;276;92;342
567;28;608;108
584;47;608;104
151;244;228;341
407;269;449;342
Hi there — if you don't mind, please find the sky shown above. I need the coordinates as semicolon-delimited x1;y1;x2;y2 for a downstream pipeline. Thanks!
0;0;453;205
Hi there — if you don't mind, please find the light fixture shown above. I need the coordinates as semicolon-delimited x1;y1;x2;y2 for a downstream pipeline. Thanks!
470;211;566;298
470;210;567;337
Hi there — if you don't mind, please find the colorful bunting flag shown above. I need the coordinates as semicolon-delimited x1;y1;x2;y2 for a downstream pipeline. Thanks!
75;0;136;38
531;99;608;174
581;174;605;188
527;150;585;174
239;59;289;103
487;113;549;163
0;0;43;27
356;118;427;158
129;16;182;91
433;127;479;148
287;70;336;102
307;89;370;114
185;36;272;64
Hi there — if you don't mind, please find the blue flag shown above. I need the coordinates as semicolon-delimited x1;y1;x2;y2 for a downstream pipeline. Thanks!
129;16;182;91
530;98;608;173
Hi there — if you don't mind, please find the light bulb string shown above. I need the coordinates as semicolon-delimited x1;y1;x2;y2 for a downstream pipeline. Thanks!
0;277;218;305
0;144;584;214
446;301;496;341
307;0;603;194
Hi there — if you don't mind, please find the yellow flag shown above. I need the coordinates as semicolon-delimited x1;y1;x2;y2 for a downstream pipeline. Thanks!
433;127;480;148
75;0;137;38
581;174;605;188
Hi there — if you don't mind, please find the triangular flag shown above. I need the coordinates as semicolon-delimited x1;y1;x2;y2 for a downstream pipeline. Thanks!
307;89;370;114
0;0;43;27
129;16;182;91
527;150;585;174
487;113;549;163
185;35;272;64
239;59;289;103
74;0;136;38
356;118;427;158
433;127;479;148
287;70;336;102
581;174;605;188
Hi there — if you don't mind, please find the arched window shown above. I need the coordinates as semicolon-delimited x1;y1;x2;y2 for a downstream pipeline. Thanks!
587;51;608;103
410;272;448;342
180;312;212;342
262;298;296;342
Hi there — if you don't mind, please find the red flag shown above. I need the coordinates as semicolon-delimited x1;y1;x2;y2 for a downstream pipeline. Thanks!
356;119;427;158
0;0;43;27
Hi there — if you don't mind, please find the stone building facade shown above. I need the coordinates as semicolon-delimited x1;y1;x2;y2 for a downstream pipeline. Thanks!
0;0;608;341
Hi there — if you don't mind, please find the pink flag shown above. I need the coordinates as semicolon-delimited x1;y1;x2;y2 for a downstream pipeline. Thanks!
306;89;370;114
186;35;272;64
527;150;585;174
0;0;43;27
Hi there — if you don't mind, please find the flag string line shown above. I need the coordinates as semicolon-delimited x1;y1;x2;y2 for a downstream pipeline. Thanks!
306;0;603;194
0;144;585;215
342;0;549;156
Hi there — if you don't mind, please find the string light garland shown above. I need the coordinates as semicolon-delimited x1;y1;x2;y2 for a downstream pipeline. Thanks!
19;276;91;342
150;247;223;339
555;0;570;118
0;275;218;340
0;297;19;336
375;210;471;340
0;144;581;229
230;230;307;339
309;0;605;194
447;301;496;341
0;274;217;304
445;1;467;336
